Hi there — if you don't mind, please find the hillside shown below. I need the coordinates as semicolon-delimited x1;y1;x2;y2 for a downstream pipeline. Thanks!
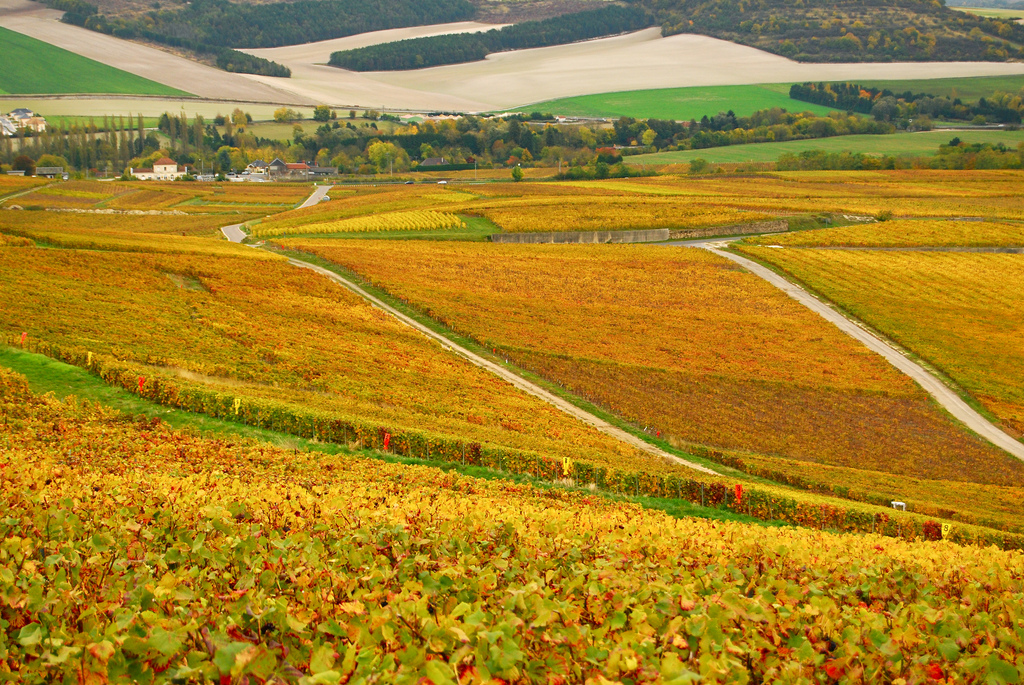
634;0;1024;61
5;369;1024;682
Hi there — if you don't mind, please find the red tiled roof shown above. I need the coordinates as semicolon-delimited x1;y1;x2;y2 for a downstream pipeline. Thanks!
154;157;177;166
285;163;309;170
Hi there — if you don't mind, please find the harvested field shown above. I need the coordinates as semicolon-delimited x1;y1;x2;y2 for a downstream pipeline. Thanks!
246;25;1024;110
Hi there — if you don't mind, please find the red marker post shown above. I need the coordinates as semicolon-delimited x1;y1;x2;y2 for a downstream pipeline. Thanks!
137;376;145;393
734;483;743;503
383;432;391;450
20;332;27;346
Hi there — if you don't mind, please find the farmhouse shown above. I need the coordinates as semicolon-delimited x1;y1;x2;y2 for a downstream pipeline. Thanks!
7;109;47;133
267;158;312;179
420;157;448;167
130;157;188;181
35;166;64;179
246;160;268;173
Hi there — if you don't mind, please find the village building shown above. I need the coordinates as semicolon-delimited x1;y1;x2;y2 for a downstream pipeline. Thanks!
420;157;448;167
130;157;188;181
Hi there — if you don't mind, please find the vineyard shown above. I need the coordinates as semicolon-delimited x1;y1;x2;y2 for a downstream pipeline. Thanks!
4;170;1024;680
275;239;1024;530
0;246;670;476
250;210;467;238
3;369;1024;682
736;247;1024;436
746;219;1024;248
246;171;1024;241
5;180;311;213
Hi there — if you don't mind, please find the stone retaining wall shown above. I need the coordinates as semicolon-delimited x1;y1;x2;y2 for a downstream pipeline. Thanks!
668;220;788;240
490;229;670;244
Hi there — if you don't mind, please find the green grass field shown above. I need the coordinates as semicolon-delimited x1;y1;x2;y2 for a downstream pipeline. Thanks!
856;74;1024;99
517;84;839;120
0;27;191;96
951;7;1024;19
626;129;1024;164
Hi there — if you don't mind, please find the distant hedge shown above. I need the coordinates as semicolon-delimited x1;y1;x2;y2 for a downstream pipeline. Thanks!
329;5;652;71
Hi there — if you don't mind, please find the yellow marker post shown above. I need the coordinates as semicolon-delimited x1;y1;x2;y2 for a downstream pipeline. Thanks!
941;522;953;538
561;458;572;477
87;351;92;366
233;398;241;415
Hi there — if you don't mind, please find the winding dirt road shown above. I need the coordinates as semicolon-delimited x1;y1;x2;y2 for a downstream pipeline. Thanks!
704;245;1024;462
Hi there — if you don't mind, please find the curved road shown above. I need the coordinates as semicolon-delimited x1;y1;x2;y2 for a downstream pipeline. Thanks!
220;185;716;474
221;184;332;242
705;245;1024;461
287;257;716;474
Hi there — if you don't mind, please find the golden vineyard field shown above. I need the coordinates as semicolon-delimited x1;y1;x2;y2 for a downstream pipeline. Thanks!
249;170;1024;242
6;180;311;213
0;245;669;475
250;210;466;238
3;369;1024;683
737;247;1024;435
745;219;1024;248
281;239;1024;531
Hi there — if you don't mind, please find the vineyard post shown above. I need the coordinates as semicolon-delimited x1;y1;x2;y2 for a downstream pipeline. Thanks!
701;484;705;508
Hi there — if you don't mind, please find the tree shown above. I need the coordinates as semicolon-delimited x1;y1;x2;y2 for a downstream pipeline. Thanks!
313;105;332;122
232;108;248;128
36;154;69;170
274;107;300;123
13;155;35;175
511;165;524;182
688;158;709;174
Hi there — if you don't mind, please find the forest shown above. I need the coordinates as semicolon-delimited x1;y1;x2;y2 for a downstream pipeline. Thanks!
632;0;1024;61
328;5;651;71
791;82;1024;124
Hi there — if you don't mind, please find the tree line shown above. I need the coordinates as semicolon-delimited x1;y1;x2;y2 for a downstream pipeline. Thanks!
775;140;1024;171
329;5;651;71
3;105;903;178
790;82;1024;124
53;0;475;76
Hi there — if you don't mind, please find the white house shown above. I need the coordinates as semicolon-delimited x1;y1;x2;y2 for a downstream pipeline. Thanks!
130;157;187;181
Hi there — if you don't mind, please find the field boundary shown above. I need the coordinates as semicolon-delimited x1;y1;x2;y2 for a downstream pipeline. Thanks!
708;245;1024;461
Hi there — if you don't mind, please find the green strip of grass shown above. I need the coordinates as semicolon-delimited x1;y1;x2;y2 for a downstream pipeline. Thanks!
518;83;839;120
1;345;778;526
0;26;191;96
855;74;1024;99
627;129;1024;165
257;215;499;242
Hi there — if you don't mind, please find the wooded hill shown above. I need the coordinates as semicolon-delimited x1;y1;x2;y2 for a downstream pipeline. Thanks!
329;5;651;71
632;0;1024;62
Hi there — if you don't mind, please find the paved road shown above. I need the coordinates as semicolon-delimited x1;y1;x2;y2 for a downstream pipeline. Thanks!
287;256;718;475
298;184;332;209
221;185;331;243
704;246;1024;462
221;223;246;243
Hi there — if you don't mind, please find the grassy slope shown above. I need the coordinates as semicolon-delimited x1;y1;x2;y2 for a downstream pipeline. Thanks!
952;7;1024;19
519;83;838;120
0;26;191;96
626;129;1024;164
521;76;1024;122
